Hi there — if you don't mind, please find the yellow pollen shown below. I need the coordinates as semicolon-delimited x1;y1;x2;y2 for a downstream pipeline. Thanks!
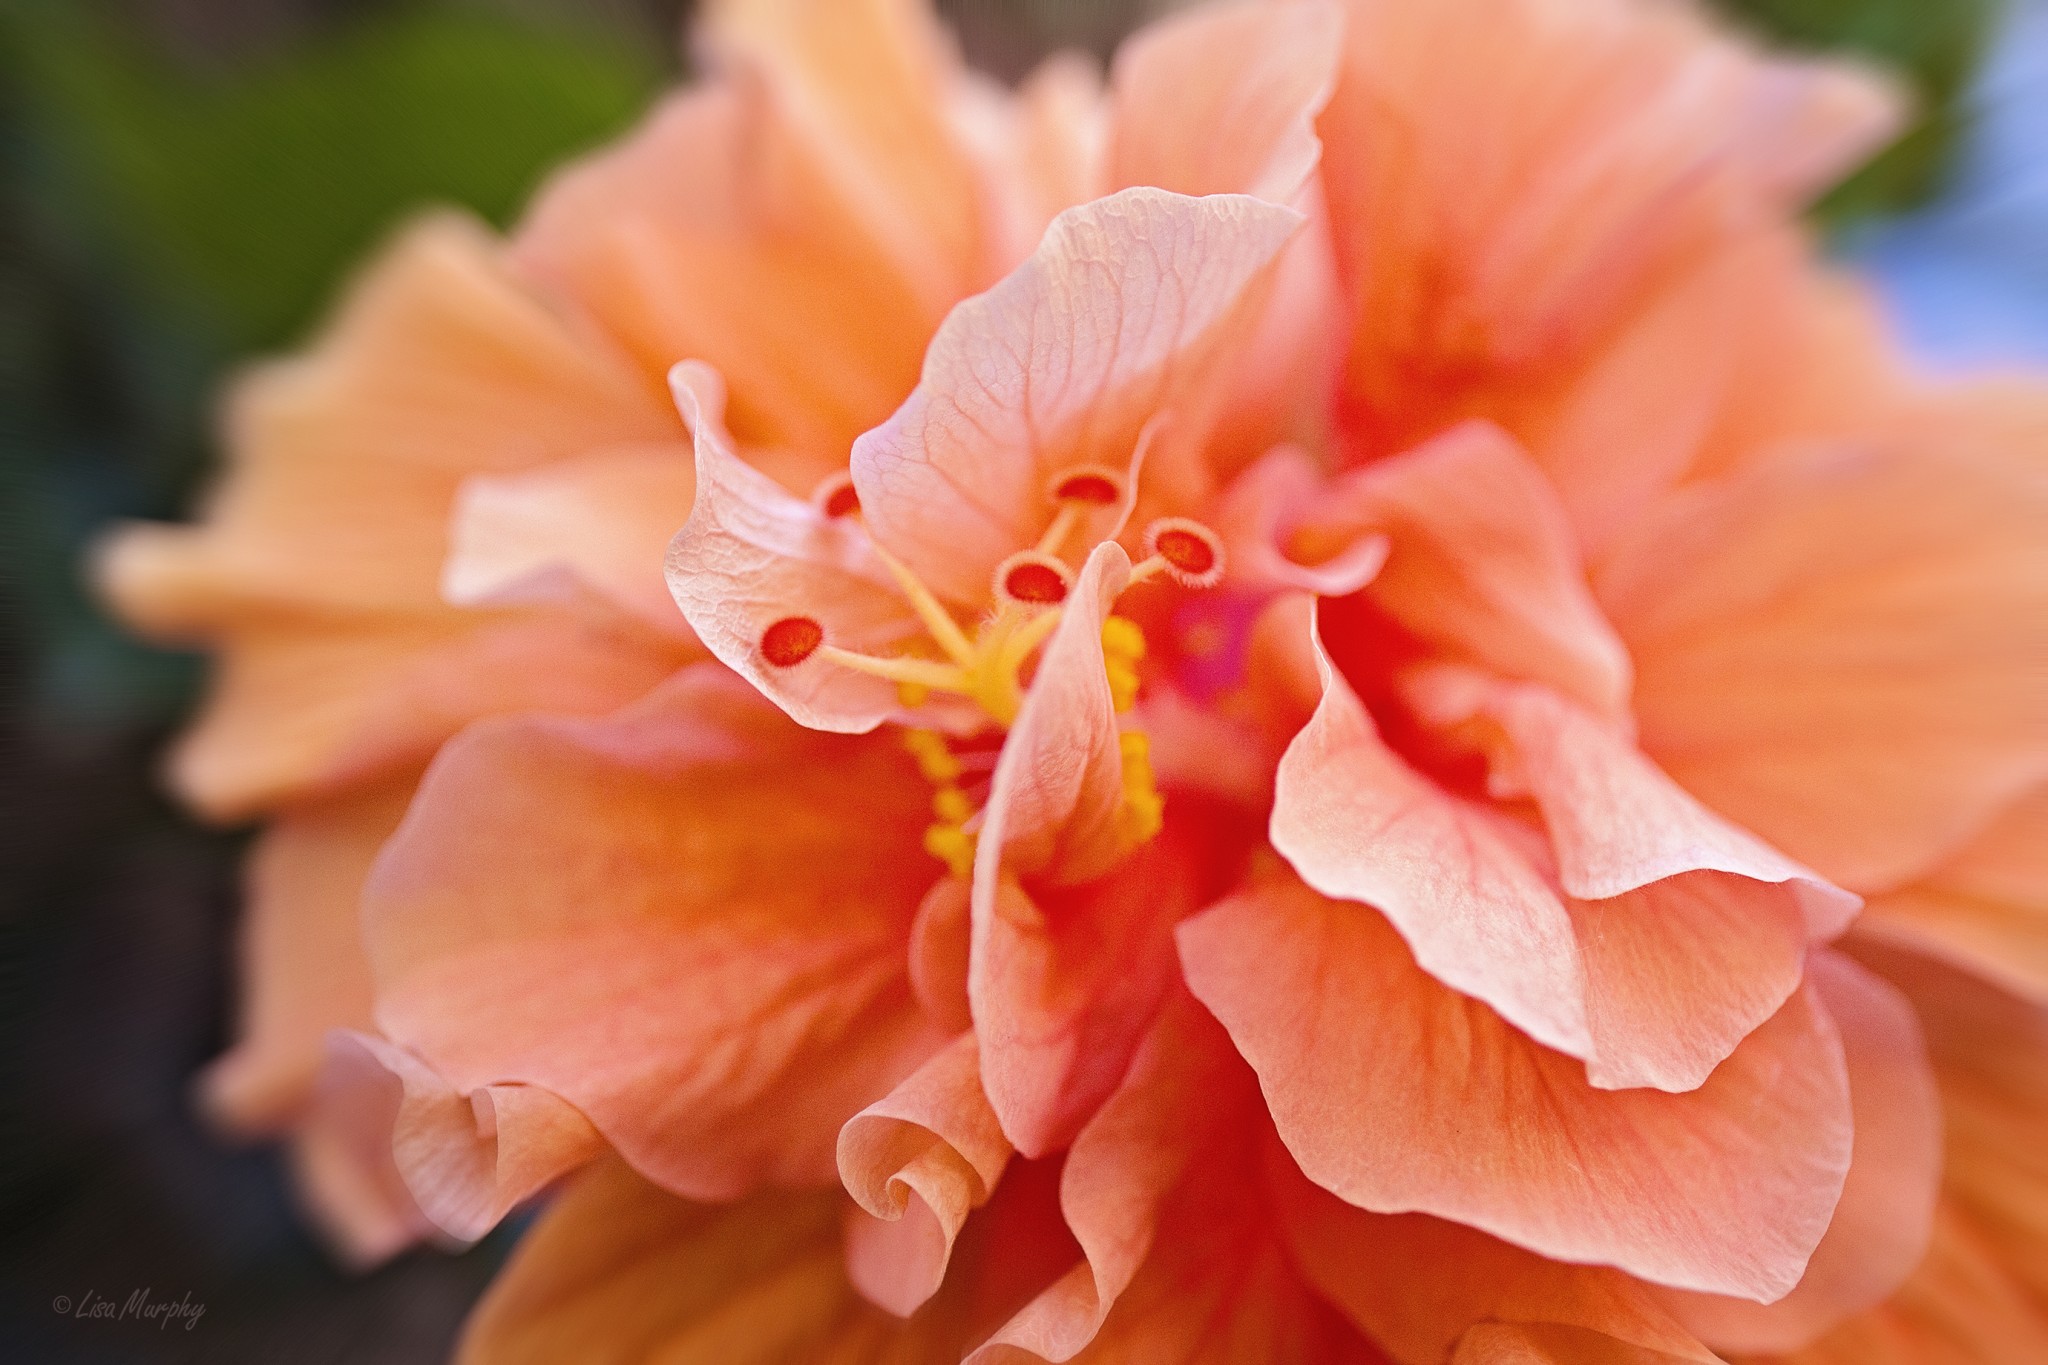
923;822;976;880
1117;730;1165;847
903;728;963;783
933;786;973;824
1102;615;1145;712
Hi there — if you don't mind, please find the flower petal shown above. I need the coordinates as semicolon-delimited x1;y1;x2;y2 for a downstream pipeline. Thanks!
1658;950;1940;1353
364;665;946;1207
1322;0;1899;432
93;213;684;816
314;1032;603;1244
1212;446;1390;598
443;443;697;639
1269;631;1593;1061
198;781;410;1136
1179;874;1853;1300
851;188;1303;605
1106;0;1341;205
839;1032;1013;1317
1597;439;2048;891
1318;421;1631;718
1860;786;2048;1003
1476;680;1859;1091
1278;1175;1717;1365
665;363;925;734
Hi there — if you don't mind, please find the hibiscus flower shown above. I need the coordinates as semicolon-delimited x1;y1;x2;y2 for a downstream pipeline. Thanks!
101;0;2048;1360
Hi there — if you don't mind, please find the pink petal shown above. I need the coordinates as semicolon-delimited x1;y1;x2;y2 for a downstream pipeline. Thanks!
851;188;1303;605
664;363;925;734
1277;1171;1717;1365
1597;440;2048;891
1320;421;1632;718
839;1032;1013;1317
1107;0;1341;205
314;1032;603;1244
1178;875;1853;1300
974;543;1132;893
443;443;696;639
364;666;947;1207
1861;786;2048;1002
1658;950;1941;1353
197;783;408;1137
1212;446;1389;598
1269;631;1593;1061
1477;681;1859;1090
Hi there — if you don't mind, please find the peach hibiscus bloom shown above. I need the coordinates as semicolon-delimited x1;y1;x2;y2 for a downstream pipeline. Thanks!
93;0;1340;1260
104;0;2048;1362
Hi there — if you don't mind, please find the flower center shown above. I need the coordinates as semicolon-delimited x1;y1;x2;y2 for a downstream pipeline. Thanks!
755;465;1221;878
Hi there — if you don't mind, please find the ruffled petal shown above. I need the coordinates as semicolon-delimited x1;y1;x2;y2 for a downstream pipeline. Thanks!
94;213;684;816
364;666;946;1208
1179;874;1853;1301
1598;439;2048;892
1278;1172;1716;1365
1475;680;1858;1090
1860;787;2048;1003
1106;0;1341;205
443;443;697;639
851;188;1303;605
666;363;928;734
313;1032;603;1243
198;781;410;1136
1317;421;1631;718
1269;635;1593;1062
1321;0;1899;438
840;1032;1013;1317
1657;951;1939;1353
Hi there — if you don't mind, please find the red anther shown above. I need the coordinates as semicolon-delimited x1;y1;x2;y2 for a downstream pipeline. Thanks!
1143;518;1226;588
1049;465;1126;506
811;472;861;519
760;616;824;666
993;550;1074;607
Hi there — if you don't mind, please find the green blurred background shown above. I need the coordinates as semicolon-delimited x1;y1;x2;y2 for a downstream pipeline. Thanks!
0;0;2012;1360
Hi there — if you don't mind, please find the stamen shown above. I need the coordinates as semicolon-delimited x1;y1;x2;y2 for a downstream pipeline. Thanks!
760;616;824;667
810;471;861;519
1101;614;1145;712
1134;518;1226;589
1048;464;1127;507
865;538;978;668
816;645;970;692
1117;730;1165;846
993;551;1074;609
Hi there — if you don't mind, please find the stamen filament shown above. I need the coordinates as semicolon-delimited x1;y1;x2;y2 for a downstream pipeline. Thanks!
817;645;971;692
996;605;1066;675
1128;554;1171;585
1036;504;1082;556
866;538;978;667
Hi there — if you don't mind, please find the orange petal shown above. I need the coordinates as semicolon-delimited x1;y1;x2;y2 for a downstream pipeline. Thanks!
1477;681;1858;1090
970;813;1235;1159
198;780;410;1136
977;992;1259;1360
93;214;684;817
509;72;938;457
1322;0;1899;430
1278;1168;1715;1365
1318;421;1632;718
1212;446;1390;599
443;443;697;640
702;0;985;314
1859;786;2048;1003
1179;874;1853;1300
1598;440;2048;892
1270;635;1593;1062
840;1032;1013;1316
974;543;1132;892
1656;950;1939;1352
665;363;926;734
311;1032;602;1244
1106;0;1341;205
850;188;1303;605
365;666;947;1206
